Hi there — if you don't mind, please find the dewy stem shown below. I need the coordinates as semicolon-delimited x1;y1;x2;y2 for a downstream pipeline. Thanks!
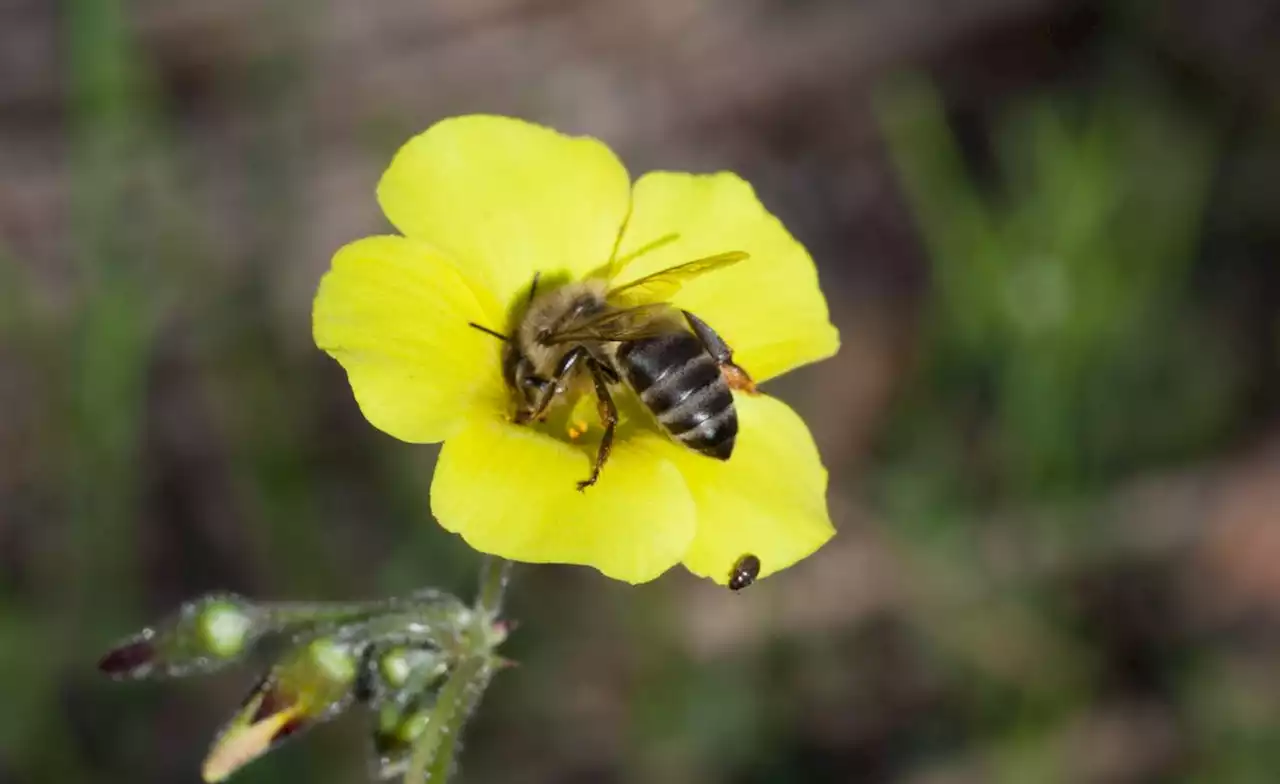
403;654;495;784
475;556;513;620
402;557;512;784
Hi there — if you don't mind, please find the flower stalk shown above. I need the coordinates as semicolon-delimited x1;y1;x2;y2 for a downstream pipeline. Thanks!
402;652;497;784
403;556;512;784
476;556;513;620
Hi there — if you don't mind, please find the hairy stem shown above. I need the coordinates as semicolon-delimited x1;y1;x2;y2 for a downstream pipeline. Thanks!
403;654;496;784
402;557;512;784
475;557;513;620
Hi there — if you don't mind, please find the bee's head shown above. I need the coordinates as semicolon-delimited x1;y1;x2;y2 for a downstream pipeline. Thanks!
503;343;550;423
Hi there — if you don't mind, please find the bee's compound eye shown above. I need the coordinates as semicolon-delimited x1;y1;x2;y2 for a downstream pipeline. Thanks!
728;554;761;591
523;374;549;390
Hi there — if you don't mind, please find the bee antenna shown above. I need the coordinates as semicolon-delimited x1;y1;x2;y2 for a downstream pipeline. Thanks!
468;322;509;342
527;272;541;306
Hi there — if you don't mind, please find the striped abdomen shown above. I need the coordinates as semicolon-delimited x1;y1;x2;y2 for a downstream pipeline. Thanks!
618;333;737;460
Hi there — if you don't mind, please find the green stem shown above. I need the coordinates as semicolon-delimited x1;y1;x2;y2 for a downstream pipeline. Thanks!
475;557;513;620
408;654;496;784
263;588;466;632
401;558;512;784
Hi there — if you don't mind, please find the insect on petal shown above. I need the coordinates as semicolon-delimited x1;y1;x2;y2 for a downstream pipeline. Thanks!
667;394;834;585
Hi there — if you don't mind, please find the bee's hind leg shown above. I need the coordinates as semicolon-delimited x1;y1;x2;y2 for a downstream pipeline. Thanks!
577;362;617;492
683;310;758;394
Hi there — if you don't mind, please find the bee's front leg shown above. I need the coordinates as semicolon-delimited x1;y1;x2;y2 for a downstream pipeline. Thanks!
577;361;617;492
528;346;590;422
682;310;758;394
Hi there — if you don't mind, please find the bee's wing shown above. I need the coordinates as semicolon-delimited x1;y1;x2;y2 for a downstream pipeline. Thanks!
542;303;675;344
605;251;749;305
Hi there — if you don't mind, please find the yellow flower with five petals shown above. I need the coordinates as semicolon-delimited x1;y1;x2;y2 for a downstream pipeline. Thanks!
313;115;839;585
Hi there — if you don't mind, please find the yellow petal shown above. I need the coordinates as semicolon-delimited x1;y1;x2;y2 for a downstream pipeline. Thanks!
313;235;504;444
431;414;696;584
377;115;632;317
667;394;834;585
202;705;299;783
615;172;839;382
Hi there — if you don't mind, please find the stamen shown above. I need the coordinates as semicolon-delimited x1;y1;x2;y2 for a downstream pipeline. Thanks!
566;420;589;441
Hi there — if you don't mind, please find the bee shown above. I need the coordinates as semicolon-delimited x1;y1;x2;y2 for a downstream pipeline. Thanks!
468;234;758;490
728;554;760;591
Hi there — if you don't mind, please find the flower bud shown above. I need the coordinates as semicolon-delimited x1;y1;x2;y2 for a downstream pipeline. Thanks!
202;636;361;783
355;644;450;708
370;704;434;780
98;594;259;680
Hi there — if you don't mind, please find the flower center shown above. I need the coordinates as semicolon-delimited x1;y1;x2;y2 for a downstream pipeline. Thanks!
524;389;651;449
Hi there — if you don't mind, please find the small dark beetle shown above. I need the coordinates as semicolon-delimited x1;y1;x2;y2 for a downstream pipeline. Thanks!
728;554;761;591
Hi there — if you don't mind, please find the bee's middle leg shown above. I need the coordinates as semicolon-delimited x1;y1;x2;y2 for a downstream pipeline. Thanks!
682;310;757;394
577;362;617;492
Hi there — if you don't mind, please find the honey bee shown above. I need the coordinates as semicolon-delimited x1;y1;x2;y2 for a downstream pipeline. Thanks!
468;234;758;490
729;553;760;591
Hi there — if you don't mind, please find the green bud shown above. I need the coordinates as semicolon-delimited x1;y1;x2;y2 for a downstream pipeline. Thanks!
371;705;434;780
199;601;255;658
378;647;448;694
203;634;362;783
99;594;261;680
307;638;359;685
378;647;414;689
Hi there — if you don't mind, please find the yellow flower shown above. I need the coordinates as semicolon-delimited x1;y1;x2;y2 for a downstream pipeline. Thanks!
313;115;839;585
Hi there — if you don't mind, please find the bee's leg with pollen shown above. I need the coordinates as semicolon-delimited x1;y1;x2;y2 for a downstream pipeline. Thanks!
682;310;758;395
577;362;617;492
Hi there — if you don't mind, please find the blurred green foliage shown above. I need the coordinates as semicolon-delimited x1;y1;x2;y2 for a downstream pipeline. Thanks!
877;73;1232;506
870;71;1280;782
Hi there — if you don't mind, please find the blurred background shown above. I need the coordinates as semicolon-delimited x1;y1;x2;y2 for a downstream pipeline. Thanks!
4;0;1280;782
